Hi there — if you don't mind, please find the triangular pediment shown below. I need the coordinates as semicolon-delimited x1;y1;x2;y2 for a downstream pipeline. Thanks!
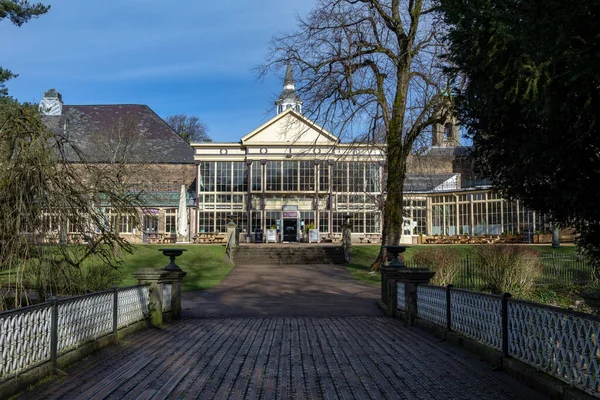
241;109;338;145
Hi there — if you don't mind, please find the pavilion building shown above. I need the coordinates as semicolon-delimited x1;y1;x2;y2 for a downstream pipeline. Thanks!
38;68;554;244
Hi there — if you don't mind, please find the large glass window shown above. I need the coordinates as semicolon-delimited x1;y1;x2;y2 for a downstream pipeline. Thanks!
143;213;158;233
365;212;381;234
265;211;281;230
459;203;471;235
348;162;364;192
300;211;315;233
365;163;380;192
519;208;534;233
431;205;443;235
503;201;518;234
199;162;215;192
444;204;457;235
332;212;346;233
215;212;231;233
319;163;329;192
232;162;248;192
412;201;427;235
350;212;364;233
332;162;348;192
165;209;177;234
319;211;329;233
107;210;137;233
299;161;315;192
251;162;261;191
198;212;213;233
251;211;261;233
266;161;281;191
282;161;298;191
473;202;487;235
216;162;231;192
488;201;502;234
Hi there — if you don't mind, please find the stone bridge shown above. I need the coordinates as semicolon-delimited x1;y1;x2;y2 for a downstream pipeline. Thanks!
17;263;545;399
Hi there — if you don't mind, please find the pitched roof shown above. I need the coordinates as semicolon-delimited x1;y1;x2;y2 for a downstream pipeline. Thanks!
404;174;459;193
43;105;194;164
421;146;472;158
240;108;338;145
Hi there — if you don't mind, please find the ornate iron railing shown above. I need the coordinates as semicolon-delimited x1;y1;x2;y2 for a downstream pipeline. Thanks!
397;282;406;311
57;291;113;354
0;304;52;379
117;285;150;329
412;284;600;396
508;299;600;393
416;285;446;327
0;284;149;381
450;289;502;350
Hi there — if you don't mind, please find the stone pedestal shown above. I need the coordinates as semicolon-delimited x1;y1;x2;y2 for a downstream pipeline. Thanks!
226;220;238;248
385;268;435;323
380;245;434;323
132;268;187;325
552;226;560;248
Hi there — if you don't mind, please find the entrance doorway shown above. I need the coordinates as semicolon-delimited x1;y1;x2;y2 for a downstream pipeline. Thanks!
282;219;298;242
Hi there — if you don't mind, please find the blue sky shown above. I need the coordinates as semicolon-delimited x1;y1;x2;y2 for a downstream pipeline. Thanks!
1;0;314;142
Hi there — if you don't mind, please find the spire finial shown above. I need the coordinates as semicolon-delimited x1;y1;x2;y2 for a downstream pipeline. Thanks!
275;61;302;115
284;62;294;88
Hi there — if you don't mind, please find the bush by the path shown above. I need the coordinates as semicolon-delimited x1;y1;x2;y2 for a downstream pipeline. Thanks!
412;247;461;286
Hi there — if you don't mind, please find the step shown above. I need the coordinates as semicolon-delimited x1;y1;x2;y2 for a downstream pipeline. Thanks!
234;245;346;265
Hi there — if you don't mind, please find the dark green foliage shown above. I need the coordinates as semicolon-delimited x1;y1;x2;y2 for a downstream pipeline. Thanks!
440;0;600;267
0;0;50;96
0;0;49;26
0;67;17;97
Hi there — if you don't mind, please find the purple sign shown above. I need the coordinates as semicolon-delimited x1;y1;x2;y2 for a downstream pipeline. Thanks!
283;211;298;218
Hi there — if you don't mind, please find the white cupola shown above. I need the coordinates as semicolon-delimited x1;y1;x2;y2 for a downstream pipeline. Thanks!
275;62;302;115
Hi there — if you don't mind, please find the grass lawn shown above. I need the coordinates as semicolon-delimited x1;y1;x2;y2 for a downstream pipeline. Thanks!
117;244;232;291
346;244;580;285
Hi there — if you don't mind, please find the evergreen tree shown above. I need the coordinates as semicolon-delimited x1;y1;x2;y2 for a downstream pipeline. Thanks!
440;0;600;264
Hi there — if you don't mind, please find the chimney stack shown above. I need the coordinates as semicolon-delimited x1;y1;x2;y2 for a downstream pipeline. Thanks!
39;88;63;116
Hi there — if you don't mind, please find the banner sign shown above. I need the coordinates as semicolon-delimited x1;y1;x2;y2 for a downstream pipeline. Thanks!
266;229;277;243
309;229;320;243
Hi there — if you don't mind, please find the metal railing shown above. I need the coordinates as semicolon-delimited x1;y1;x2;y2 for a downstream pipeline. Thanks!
0;284;149;381
411;283;600;396
405;254;595;289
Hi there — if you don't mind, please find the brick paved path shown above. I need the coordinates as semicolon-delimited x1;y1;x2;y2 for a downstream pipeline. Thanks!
17;264;546;399
181;264;382;318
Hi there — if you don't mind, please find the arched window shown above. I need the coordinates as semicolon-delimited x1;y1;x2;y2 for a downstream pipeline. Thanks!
443;122;453;141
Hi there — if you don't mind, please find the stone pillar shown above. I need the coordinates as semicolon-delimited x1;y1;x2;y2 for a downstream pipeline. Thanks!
132;268;187;325
342;214;352;263
226;217;238;248
380;246;435;324
552;226;560;248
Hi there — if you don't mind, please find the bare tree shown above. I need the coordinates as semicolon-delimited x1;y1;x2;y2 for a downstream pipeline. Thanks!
260;0;451;251
165;114;211;143
0;100;143;310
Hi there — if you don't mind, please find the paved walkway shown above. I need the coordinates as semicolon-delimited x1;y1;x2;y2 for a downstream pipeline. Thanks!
182;264;381;318
18;264;546;399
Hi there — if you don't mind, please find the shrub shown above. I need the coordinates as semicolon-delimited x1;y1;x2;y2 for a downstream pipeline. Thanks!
412;247;461;286
474;245;543;294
